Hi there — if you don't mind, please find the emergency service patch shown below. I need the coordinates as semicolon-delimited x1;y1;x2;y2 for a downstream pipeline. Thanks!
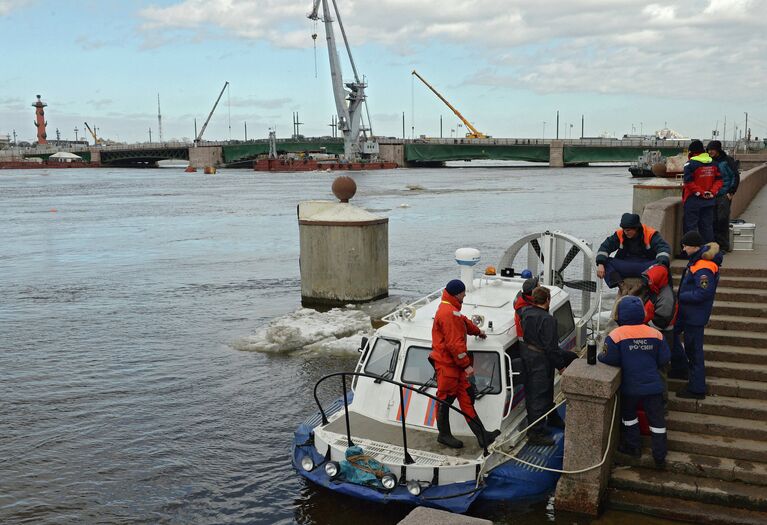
699;275;709;288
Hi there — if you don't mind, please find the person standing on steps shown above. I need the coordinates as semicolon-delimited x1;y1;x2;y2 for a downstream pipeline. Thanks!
599;295;670;469
430;279;501;450
707;140;740;251
670;231;723;400
519;286;578;446
682;140;723;243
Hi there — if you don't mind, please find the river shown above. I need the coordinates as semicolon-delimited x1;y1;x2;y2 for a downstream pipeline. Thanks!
0;164;676;524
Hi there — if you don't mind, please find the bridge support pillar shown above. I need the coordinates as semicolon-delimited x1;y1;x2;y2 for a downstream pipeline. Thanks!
189;146;223;168
378;143;406;167
89;148;101;165
549;140;564;167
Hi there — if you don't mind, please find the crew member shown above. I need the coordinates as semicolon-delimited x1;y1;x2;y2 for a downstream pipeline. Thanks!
639;263;677;332
519;286;578;446
599;295;670;469
670;231;723;399
596;213;672;288
682;139;723;243
513;276;538;337
430;279;500;449
707;140;740;251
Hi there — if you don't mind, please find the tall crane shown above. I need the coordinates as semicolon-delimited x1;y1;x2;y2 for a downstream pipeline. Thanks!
83;122;100;145
308;0;378;160
411;70;488;139
195;81;229;144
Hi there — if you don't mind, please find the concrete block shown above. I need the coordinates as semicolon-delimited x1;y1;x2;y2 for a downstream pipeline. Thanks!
397;507;491;525
560;359;621;399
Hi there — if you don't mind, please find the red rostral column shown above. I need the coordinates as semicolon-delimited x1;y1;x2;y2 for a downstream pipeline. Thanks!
32;94;48;145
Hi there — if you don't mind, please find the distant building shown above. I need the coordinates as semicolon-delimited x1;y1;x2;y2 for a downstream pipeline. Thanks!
0;135;10;149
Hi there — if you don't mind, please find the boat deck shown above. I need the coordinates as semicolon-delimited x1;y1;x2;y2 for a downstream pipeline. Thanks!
323;411;485;460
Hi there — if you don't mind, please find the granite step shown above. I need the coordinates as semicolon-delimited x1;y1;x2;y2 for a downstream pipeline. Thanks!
665;409;767;441
671;264;767;279
661;430;767;463
708;314;767;332
668;376;767;400
719;276;767;289
706;360;767;381
714;287;767;303
668;392;767;421
610;466;767;511
705;344;767;365
615;449;767;486
607;488;767;525
705;328;767;348
712;301;767;318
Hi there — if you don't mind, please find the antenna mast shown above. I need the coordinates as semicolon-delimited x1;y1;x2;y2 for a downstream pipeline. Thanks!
157;93;163;143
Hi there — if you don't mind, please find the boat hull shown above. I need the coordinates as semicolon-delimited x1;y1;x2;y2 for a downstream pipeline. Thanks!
254;158;398;172
292;403;565;514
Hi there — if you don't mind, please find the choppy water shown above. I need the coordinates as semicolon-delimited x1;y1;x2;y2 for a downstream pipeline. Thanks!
1;164;673;524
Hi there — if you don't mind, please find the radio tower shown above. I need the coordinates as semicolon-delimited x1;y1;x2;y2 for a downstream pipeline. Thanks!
32;94;48;145
157;93;163;143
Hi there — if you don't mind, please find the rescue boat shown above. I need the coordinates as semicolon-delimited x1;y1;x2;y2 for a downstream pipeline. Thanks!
292;231;601;513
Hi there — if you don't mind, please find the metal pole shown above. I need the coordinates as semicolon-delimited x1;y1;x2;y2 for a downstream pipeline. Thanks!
398;385;415;465
244;122;248;141
440;115;443;138
402;112;405;139
341;373;354;447
745;112;749;143
556;110;559;139
581;115;584;139
148;128;152;143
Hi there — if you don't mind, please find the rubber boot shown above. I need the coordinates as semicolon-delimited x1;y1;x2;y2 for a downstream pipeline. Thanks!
527;429;555;446
436;402;463;449
547;411;565;430
468;419;501;449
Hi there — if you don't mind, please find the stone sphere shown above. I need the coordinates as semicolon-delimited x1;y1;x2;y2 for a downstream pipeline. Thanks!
651;162;667;177
332;176;357;202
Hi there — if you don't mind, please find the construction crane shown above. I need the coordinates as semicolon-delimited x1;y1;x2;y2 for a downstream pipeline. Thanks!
195;81;229;144
308;0;378;161
411;70;488;139
83;122;101;145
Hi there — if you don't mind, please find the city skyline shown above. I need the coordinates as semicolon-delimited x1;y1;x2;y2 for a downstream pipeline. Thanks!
1;0;766;144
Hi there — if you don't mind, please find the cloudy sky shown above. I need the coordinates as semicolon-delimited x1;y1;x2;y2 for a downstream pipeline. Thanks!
1;0;765;143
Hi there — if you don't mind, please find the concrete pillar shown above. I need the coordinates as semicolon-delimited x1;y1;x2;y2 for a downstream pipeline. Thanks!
189;145;223;168
632;179;682;215
378;142;406;167
549;140;564;167
298;187;388;306
89;148;101;165
554;359;621;516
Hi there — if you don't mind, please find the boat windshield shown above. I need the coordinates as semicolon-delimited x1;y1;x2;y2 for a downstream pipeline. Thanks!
364;337;400;379
401;345;502;395
553;301;575;343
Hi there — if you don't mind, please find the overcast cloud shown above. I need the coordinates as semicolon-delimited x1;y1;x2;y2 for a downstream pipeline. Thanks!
138;0;766;100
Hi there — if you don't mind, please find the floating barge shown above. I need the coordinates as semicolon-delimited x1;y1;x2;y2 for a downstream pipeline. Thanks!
254;157;397;172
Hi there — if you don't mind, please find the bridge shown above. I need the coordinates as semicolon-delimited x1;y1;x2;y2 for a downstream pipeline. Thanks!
10;137;705;168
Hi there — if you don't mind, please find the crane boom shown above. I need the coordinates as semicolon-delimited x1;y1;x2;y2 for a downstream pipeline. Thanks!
411;70;487;139
195;81;229;143
83;122;99;145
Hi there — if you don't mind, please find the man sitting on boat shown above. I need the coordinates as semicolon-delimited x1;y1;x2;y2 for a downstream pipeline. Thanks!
596;213;671;289
430;279;501;449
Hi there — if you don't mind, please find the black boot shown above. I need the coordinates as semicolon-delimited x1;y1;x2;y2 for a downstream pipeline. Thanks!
436;402;463;449
547;412;565;429
468;419;501;449
527;429;555;446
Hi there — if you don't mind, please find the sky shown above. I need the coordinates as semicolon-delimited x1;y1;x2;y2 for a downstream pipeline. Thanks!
1;0;766;144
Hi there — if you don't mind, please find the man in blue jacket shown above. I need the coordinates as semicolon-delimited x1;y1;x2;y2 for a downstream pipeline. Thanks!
596;212;671;288
599;295;670;469
682;140;722;243
707;140;740;251
669;231;723;399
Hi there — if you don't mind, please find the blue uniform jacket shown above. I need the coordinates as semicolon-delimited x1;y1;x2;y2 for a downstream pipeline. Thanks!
715;155;738;197
677;243;723;326
596;225;671;267
599;295;670;397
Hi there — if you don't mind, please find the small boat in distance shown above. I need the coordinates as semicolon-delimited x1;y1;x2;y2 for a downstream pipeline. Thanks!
629;150;665;178
292;231;600;513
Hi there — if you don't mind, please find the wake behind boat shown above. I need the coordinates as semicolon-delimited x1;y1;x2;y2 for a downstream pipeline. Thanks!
292;231;601;513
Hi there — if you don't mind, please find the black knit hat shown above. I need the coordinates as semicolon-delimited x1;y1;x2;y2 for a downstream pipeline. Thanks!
522;276;539;295
620;212;641;229
706;140;723;152
688;140;705;154
445;279;466;296
680;230;704;247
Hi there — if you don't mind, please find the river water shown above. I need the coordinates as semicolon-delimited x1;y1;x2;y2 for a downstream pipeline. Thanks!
1;165;675;524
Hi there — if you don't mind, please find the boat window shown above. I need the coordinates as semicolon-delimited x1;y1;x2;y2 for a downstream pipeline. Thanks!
402;346;433;385
364;338;400;380
553;301;575;343
470;352;502;395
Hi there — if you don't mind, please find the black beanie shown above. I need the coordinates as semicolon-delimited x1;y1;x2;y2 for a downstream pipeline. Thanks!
522;277;539;295
445;279;466;296
706;140;723;152
689;140;705;154
680;231;704;247
620;212;641;229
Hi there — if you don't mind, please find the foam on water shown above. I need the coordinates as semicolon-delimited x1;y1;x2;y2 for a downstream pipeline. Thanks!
234;307;374;355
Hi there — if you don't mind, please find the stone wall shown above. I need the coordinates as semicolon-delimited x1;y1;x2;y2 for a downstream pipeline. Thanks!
189;145;223;168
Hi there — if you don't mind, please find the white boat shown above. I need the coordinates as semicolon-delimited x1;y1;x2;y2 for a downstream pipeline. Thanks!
292;231;600;513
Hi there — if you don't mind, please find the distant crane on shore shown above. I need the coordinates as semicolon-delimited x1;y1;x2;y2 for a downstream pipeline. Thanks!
195;81;229;144
308;0;379;161
411;70;487;139
83;122;101;146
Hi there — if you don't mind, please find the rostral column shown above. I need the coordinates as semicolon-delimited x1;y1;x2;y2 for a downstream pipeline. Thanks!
32;94;48;144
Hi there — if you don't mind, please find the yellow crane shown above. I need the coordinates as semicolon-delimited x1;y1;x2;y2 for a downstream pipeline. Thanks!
83;122;101;145
411;70;488;139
